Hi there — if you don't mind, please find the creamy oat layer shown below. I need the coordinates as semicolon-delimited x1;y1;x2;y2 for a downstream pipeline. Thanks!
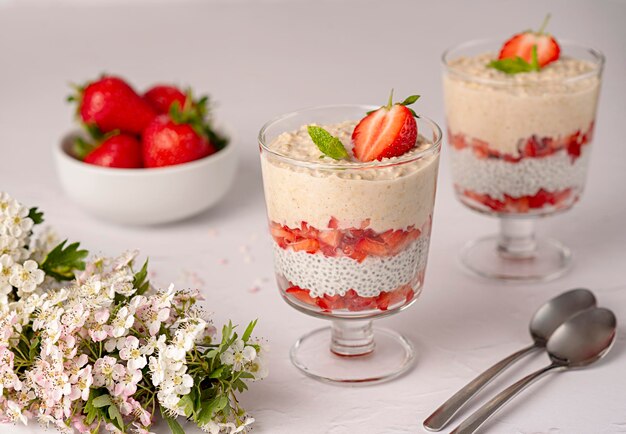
261;121;439;232
444;54;601;155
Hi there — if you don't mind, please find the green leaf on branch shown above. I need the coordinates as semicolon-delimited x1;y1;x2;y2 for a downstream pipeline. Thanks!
242;319;257;343
209;366;226;379
233;378;248;393
84;390;110;426
164;414;186;434
41;240;88;281
221;321;234;347
28;337;40;360
108;403;124;430
198;396;228;425
28;207;44;225
178;394;195;418
92;394;112;408
133;258;150;295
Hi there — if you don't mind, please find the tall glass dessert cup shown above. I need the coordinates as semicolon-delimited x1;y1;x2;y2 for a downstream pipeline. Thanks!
259;105;441;384
443;40;604;282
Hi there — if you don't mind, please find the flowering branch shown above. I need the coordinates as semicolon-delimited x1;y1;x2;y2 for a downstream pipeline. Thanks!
0;192;266;434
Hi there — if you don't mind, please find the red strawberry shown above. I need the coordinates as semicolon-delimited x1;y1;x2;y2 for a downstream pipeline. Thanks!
498;15;560;67
328;217;340;229
290;239;320;253
380;229;409;253
142;115;216;168
286;286;317;307
318;230;343;248
143;85;188;114
73;76;157;134
355;238;388;257
83;134;142;168
317;294;345;312
352;91;419;162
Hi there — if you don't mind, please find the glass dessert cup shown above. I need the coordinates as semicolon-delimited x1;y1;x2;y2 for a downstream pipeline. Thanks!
442;39;604;282
259;105;441;384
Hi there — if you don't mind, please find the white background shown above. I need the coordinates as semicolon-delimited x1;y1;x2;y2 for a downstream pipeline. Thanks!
1;0;626;433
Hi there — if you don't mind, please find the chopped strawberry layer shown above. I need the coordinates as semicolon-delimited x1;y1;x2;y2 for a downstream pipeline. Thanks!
460;187;575;213
448;122;594;163
270;219;422;261
285;285;416;313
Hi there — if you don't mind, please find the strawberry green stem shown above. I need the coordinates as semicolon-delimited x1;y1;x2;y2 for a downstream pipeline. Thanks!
538;13;551;34
386;88;394;110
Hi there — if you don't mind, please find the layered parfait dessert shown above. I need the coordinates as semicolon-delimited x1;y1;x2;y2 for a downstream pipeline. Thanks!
443;18;603;215
260;95;440;316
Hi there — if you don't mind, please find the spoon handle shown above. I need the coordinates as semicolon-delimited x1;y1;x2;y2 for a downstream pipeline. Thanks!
450;363;561;434
423;344;537;431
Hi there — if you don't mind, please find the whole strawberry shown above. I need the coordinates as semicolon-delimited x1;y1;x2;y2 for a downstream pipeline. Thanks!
71;76;156;134
142;114;216;168
143;85;188;114
83;134;143;168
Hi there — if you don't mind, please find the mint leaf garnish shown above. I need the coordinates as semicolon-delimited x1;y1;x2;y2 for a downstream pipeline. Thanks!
307;125;349;160
488;45;540;74
400;95;420;106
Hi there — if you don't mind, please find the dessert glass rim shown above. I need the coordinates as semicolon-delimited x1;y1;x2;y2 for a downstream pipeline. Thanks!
441;38;605;86
258;104;442;170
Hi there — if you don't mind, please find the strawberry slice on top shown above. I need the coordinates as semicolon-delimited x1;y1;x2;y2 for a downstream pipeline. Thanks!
352;91;420;162
498;14;560;68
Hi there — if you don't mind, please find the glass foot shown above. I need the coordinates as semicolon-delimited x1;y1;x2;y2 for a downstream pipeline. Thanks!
460;234;572;282
290;325;415;385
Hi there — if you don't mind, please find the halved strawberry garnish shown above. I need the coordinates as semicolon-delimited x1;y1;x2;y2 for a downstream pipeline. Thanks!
352;91;419;162
498;15;560;68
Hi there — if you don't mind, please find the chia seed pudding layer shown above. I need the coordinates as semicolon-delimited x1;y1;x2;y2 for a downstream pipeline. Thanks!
261;121;439;233
450;145;590;200
272;236;429;298
444;53;601;156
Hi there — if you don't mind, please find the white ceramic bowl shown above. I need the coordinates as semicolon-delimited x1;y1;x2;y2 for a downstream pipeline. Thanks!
54;130;238;225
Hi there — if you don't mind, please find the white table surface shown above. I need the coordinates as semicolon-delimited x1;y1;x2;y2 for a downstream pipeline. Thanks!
1;1;625;433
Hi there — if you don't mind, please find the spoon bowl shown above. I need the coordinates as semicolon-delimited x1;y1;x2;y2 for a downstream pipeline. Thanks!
548;307;617;368
529;288;597;346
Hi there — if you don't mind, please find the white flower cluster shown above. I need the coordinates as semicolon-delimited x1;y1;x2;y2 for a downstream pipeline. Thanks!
0;192;267;434
0;193;49;303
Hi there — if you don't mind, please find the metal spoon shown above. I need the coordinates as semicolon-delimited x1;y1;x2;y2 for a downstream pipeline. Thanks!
451;307;617;434
423;288;596;431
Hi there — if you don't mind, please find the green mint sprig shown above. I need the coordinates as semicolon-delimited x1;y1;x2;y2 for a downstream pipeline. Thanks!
307;125;349;160
488;45;540;74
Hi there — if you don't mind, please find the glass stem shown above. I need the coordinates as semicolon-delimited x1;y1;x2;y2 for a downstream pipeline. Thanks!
497;219;537;259
330;320;375;357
